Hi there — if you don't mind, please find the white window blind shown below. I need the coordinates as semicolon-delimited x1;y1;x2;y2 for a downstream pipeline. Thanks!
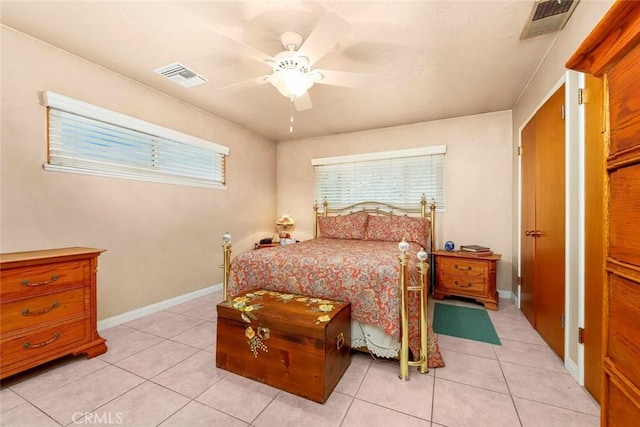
312;146;446;210
44;91;229;189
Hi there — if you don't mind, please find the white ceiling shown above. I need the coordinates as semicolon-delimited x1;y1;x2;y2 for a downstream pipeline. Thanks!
1;1;561;141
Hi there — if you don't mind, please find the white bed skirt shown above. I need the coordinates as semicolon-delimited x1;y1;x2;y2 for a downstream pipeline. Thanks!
351;320;400;359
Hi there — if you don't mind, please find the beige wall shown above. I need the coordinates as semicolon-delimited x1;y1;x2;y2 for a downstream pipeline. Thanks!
277;110;514;292
0;27;277;319
511;0;614;371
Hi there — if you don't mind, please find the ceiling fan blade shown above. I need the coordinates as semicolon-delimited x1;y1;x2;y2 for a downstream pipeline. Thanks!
314;70;375;88
297;11;352;67
294;92;313;111
208;30;276;67
218;75;270;92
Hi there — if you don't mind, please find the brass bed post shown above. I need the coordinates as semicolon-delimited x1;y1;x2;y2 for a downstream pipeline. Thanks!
221;233;232;301
313;199;329;239
313;202;318;239
429;199;436;253
398;240;410;381
397;195;433;380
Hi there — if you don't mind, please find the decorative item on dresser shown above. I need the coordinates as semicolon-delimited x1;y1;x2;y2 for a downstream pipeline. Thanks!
566;0;640;422
0;247;107;379
432;249;501;310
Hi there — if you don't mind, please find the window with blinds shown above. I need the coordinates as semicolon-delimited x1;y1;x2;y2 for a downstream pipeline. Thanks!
44;91;229;189
312;146;446;210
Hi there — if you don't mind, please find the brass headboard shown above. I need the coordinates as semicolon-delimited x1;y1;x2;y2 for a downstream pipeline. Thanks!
313;195;437;253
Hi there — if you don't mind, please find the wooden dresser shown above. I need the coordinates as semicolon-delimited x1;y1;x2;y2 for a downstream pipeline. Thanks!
432;250;501;310
566;1;640;423
0;247;107;379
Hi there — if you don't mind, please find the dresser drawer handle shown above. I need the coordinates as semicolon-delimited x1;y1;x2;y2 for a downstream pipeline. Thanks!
22;301;60;316
454;264;472;271
21;274;59;287
454;281;472;288
22;332;61;349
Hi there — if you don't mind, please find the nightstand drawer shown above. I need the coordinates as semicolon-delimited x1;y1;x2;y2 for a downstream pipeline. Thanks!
438;273;486;295
436;257;488;277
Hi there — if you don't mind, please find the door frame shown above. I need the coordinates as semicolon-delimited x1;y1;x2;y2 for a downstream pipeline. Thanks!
516;71;584;383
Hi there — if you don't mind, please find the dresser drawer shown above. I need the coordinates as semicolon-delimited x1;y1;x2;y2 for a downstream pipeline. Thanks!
0;316;90;368
0;288;88;335
438;273;487;296
0;260;89;300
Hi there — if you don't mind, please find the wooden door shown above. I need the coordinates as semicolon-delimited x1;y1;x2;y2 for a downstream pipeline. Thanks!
520;85;566;359
534;85;566;359
520;118;537;326
566;2;640;422
583;73;604;403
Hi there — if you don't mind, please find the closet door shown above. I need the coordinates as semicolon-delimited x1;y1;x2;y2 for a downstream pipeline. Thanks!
534;85;566;359
520;118;537;326
520;85;566;359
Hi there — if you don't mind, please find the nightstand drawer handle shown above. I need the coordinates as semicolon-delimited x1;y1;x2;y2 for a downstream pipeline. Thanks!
454;281;472;288
21;274;59;287
23;332;60;349
22;301;60;316
454;264;472;271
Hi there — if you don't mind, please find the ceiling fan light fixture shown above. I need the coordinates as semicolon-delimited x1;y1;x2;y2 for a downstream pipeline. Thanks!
269;68;315;98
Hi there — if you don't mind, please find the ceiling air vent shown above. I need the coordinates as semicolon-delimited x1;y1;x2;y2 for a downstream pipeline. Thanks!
153;63;208;88
520;0;580;40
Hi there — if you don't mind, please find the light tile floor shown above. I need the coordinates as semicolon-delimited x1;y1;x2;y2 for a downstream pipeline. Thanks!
0;291;600;426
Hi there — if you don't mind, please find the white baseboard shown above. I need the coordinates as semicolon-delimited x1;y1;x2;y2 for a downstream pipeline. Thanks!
565;357;580;383
498;290;516;303
97;283;222;331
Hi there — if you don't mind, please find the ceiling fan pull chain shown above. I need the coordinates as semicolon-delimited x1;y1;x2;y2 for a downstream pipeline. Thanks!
289;97;295;133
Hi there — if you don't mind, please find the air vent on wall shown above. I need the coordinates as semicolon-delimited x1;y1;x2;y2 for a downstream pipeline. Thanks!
520;0;580;40
153;63;208;88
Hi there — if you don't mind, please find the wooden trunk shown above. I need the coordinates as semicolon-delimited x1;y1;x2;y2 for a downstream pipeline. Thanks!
216;290;351;403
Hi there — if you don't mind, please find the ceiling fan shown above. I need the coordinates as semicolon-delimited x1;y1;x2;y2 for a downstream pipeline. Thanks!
219;11;372;112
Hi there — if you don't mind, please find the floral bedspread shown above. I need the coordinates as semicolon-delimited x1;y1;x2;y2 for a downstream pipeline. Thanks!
228;238;428;359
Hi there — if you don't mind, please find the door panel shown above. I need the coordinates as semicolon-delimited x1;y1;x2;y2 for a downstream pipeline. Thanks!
584;73;604;403
519;85;566;360
521;117;537;326
534;84;566;359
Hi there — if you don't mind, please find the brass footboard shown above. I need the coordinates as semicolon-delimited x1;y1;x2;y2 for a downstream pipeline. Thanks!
398;241;430;380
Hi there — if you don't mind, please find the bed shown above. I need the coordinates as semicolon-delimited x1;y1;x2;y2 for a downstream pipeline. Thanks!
221;196;444;380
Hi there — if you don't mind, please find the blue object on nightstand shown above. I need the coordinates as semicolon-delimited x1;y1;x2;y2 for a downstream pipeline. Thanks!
444;241;455;251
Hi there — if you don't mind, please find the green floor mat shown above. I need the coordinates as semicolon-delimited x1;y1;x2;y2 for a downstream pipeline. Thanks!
433;303;501;345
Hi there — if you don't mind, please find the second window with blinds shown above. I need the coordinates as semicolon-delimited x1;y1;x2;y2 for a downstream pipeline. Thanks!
312;146;446;210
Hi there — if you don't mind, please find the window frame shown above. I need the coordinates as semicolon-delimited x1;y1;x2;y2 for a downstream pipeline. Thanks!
312;145;446;211
43;91;229;189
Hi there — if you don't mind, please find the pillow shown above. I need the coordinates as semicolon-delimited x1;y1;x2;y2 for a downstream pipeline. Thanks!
317;211;368;240
394;215;430;249
365;214;430;248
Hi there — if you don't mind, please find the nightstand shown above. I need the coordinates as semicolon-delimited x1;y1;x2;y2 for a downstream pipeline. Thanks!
254;242;280;249
432;250;501;310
